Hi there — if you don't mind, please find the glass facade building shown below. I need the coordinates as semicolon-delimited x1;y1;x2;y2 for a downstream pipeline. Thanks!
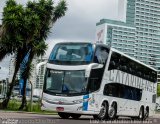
96;0;160;82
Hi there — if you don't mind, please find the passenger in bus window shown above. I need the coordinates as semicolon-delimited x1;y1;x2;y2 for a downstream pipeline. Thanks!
95;47;108;64
80;47;91;61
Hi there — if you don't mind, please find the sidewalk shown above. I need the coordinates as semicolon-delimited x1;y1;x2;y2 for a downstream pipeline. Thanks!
153;113;160;118
0;110;57;115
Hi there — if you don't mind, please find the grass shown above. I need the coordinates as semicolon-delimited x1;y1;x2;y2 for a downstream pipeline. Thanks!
155;110;160;113
0;99;57;115
7;99;21;111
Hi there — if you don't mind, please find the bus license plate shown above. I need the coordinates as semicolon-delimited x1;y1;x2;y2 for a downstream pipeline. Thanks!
56;107;64;112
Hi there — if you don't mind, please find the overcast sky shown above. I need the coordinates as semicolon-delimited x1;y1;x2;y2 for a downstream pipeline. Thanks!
0;0;119;80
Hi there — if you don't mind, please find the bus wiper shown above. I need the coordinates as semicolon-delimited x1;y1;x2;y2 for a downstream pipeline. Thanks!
47;88;60;91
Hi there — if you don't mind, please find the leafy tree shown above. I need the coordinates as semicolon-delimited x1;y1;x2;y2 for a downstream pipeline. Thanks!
0;0;67;109
0;0;29;109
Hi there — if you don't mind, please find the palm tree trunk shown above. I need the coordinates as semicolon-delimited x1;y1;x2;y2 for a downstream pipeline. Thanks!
19;50;34;110
19;78;27;110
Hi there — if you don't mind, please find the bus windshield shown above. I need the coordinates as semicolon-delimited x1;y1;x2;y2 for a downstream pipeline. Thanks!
48;43;93;65
44;69;88;96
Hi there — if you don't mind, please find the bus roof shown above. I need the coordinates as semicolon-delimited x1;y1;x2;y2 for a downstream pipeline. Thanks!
53;41;157;72
54;41;92;44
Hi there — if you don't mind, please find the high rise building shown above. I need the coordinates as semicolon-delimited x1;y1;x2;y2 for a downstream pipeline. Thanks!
134;0;160;75
96;19;136;57
96;0;160;82
8;56;20;83
31;56;47;89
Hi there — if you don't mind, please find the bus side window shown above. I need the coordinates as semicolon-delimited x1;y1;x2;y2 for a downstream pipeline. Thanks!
108;52;121;70
104;83;142;101
88;68;103;92
109;51;157;82
152;94;156;103
103;83;119;97
109;61;116;70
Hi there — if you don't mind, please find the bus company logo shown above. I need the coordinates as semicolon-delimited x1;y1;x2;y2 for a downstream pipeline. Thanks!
108;70;156;93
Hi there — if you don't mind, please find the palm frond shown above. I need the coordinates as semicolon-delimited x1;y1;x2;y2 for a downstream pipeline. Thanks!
52;0;67;23
33;41;48;57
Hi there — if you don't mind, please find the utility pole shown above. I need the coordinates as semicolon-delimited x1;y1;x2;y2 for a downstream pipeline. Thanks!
2;80;5;98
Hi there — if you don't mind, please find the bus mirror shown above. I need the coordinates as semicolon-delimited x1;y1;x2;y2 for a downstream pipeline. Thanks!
36;62;47;76
85;63;99;77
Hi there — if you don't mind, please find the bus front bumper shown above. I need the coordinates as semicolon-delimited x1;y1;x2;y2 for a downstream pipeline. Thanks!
41;100;99;115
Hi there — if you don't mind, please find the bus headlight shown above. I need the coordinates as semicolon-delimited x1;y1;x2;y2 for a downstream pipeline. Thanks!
73;99;83;104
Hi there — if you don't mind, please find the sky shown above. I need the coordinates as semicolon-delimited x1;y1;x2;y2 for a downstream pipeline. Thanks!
0;0;119;80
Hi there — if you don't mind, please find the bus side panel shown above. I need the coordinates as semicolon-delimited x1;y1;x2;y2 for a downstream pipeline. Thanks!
141;90;156;116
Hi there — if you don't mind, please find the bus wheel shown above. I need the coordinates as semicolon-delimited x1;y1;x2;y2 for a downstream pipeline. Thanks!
70;113;81;119
94;102;108;120
138;107;144;120
93;115;98;120
144;107;149;119
108;102;117;119
58;112;70;119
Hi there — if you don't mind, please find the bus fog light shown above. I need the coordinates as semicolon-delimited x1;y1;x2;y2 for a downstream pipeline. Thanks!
77;106;83;111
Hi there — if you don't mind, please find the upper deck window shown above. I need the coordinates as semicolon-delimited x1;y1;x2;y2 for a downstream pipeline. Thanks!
48;43;93;65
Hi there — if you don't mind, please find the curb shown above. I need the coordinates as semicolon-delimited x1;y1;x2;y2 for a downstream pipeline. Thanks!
152;114;160;118
0;110;57;115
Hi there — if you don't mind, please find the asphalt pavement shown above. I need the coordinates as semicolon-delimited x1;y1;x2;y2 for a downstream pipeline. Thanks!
0;111;160;124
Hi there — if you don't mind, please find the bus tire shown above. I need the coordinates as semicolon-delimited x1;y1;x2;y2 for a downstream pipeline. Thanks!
94;101;109;120
93;115;98;120
131;117;137;120
138;107;144;120
58;112;70;119
108;102;117;120
70;113;81;119
144;107;149;119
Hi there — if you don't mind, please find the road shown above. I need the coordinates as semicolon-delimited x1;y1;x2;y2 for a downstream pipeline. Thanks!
0;111;160;124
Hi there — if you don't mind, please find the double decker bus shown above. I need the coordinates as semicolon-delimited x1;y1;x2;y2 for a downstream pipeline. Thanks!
39;42;157;120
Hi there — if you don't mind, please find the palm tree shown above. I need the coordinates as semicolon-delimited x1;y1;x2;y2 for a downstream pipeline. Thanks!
0;0;67;109
19;0;67;110
0;0;29;108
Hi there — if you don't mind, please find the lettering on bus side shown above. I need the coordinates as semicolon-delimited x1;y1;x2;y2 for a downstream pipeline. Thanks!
108;70;156;93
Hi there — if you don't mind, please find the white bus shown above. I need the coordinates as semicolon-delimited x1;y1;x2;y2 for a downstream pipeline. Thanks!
39;42;157;120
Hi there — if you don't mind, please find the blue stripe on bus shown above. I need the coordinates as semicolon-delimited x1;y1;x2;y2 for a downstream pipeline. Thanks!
83;94;89;111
